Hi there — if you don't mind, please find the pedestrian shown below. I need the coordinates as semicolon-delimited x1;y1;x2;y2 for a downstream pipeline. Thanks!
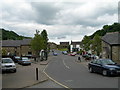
78;56;81;62
34;57;36;62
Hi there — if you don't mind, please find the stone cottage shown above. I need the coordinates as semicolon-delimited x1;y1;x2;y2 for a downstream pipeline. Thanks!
101;32;120;63
2;39;35;56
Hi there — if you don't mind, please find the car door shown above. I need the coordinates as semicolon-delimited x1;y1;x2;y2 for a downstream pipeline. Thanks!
95;60;103;73
89;60;97;72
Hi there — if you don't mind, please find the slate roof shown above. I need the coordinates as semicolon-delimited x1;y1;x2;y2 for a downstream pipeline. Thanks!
102;32;120;45
60;42;69;45
2;39;31;47
71;41;81;45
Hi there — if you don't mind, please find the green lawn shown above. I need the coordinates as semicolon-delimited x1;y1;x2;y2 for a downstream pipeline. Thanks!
58;48;68;51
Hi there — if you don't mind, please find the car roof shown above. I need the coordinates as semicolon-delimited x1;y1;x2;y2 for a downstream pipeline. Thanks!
99;59;111;60
22;57;28;58
94;59;112;61
2;58;12;59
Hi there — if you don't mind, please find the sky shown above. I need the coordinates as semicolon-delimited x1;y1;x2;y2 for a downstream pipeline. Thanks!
1;0;119;44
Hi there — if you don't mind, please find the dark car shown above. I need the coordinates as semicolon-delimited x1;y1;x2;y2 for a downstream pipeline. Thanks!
88;59;120;76
53;52;58;56
82;54;91;58
13;56;21;63
24;54;33;59
18;57;31;65
62;51;68;55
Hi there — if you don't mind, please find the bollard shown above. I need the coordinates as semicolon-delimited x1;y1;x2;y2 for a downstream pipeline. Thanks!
36;68;39;80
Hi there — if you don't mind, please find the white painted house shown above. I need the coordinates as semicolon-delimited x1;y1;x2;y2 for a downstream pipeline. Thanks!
70;41;81;52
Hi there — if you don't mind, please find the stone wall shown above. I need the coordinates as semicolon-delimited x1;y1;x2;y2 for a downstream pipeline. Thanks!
112;46;120;63
102;41;111;59
2;45;36;56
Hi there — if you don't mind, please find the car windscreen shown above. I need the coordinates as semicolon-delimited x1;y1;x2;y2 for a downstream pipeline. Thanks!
101;60;115;65
2;59;13;63
15;56;21;59
22;58;29;61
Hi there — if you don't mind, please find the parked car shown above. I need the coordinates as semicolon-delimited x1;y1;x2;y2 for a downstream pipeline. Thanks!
24;54;33;58
18;57;31;65
91;55;99;59
82;54;90;58
88;59;120;76
1;58;17;73
82;54;91;60
62;51;68;55
13;56;21;63
53;52;58;56
69;52;77;56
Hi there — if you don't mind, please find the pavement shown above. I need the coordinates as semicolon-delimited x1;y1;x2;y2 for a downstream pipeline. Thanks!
2;56;53;89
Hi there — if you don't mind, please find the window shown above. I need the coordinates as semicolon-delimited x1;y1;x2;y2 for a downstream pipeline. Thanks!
28;52;32;54
91;60;97;64
96;60;102;65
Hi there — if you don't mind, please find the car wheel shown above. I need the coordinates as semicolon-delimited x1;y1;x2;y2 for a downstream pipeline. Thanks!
89;67;93;73
14;69;17;73
102;70;107;76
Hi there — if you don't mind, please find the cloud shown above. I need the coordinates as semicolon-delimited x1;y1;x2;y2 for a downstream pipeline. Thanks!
1;0;119;44
30;2;61;25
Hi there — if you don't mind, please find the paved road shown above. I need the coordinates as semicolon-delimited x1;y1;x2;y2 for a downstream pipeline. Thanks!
45;50;119;88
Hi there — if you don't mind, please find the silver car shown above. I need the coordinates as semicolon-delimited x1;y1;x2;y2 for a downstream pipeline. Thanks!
18;57;31;65
1;58;17;73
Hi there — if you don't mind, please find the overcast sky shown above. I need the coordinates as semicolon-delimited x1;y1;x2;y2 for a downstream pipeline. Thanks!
1;0;119;44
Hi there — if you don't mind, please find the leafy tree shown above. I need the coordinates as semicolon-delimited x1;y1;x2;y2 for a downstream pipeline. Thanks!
91;35;101;56
30;30;44;56
81;22;120;54
2;48;7;56
81;35;91;51
41;29;48;50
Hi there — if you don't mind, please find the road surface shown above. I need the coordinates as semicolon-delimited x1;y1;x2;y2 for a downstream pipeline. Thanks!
45;50;119;88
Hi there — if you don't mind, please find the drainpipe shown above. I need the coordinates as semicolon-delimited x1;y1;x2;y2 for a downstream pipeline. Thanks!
110;45;112;60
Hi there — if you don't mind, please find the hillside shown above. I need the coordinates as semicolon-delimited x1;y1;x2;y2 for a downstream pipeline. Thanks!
89;23;120;39
1;28;31;40
81;22;120;55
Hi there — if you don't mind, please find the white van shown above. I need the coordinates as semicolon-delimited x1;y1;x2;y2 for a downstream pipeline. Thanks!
1;58;17;73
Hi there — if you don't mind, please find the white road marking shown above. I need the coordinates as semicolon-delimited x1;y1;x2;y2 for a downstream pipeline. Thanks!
63;59;70;69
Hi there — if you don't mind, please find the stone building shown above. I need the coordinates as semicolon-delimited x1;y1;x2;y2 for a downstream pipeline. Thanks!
48;42;57;49
101;32;120;63
2;39;35;56
59;42;69;49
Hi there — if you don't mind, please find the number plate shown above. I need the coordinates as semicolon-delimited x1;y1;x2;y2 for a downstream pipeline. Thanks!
117;71;120;73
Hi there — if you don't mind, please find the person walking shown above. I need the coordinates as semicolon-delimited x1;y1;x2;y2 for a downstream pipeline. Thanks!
78;56;81;62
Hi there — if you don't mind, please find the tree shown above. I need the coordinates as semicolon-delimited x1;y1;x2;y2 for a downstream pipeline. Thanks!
81;35;91;51
41;29;48;50
92;35;102;56
30;30;44;56
2;48;7;56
